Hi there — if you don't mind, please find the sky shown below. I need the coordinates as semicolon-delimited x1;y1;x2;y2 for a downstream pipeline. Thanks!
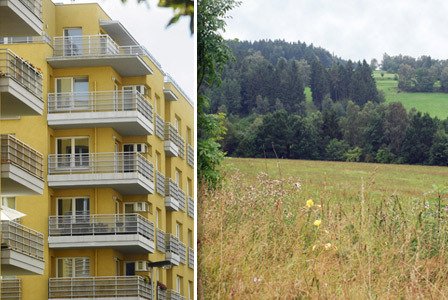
61;0;194;100
223;0;448;63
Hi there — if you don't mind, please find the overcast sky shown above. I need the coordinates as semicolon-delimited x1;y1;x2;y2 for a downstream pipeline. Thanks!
62;0;194;99
223;0;448;63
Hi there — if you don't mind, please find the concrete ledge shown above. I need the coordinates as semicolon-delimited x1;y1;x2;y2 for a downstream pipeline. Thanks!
1;249;44;275
0;0;43;36
0;77;43;117
1;163;44;196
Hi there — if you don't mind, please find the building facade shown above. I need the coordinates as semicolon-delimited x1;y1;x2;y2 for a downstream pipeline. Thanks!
0;1;195;299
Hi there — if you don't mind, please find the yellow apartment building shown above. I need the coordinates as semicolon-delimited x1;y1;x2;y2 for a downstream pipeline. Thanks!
0;1;195;299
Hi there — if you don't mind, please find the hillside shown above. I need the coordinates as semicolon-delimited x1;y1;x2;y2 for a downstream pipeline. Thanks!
375;71;448;119
199;158;448;298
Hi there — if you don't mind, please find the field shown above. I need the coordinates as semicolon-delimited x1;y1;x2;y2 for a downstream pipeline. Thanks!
374;71;448;119
199;158;448;299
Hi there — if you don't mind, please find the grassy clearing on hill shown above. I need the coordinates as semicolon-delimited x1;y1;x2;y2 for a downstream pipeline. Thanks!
374;71;448;119
199;158;448;299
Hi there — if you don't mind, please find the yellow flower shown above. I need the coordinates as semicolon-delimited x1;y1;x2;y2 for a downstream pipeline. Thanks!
313;219;322;227
306;199;314;208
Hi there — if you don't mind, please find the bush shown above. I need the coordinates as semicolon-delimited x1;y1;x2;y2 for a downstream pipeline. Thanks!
325;139;350;161
345;147;363;162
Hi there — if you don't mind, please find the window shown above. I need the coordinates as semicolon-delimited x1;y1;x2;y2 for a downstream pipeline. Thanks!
186;127;192;145
155;94;161;115
187;178;192;197
55;77;89;110
175;115;181;134
175;169;182;187
63;28;83;56
176;275;183;294
188;229;193;248
176;222;182;240
56;257;90;277
155;151;161;172
56;137;89;168
125;261;135;276
2;197;16;209
57;197;90;217
188;281;193;300
156;208;162;228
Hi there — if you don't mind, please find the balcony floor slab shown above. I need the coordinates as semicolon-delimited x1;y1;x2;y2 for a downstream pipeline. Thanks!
0;0;42;36
1;249;44;275
0;77;43;117
1;163;44;196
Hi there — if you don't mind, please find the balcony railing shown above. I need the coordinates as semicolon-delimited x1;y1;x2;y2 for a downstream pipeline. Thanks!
16;0;42;19
48;90;153;120
0;33;51;45
166;234;180;257
48;276;151;299
0;49;43;99
187;197;194;219
48;152;154;181
165;178;186;211
1;134;43;179
0;278;21;300
1;221;44;261
186;145;194;167
48;214;154;241
156;228;166;253
157;288;167;300
155;114;165;139
164;124;185;158
156;171;165;196
179;241;186;265
167;290;186;300
188;247;194;269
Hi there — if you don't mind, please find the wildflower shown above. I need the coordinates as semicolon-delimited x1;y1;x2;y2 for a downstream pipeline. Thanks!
306;199;314;208
313;219;322;227
324;243;332;250
253;277;262;284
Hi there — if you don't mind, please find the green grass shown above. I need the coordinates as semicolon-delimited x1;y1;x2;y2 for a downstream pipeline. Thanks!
199;158;448;299
374;70;448;119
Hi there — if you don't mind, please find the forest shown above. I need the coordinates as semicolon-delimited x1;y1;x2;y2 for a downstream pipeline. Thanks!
204;39;448;166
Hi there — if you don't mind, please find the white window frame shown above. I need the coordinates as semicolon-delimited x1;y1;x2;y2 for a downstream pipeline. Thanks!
56;257;90;278
55;136;90;169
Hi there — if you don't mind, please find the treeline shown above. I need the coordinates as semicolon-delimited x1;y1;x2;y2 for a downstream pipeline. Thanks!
206;40;448;166
223;101;448;166
382;53;448;92
207;39;381;116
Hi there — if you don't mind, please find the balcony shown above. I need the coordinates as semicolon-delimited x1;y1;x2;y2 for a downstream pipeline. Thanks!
163;75;178;101
188;247;194;269
0;278;21;300
0;0;42;36
155;114;164;140
1;221;44;275
156;228;166;253
186;144;194;168
164;124;185;158
187;197;194;219
156;171;165;197
164;179;186;212
47;35;153;76
47;152;154;195
47;91;153;136
0;49;43;117
48;214;155;253
178;241;186;265
157;288;166;300
165;234;180;266
1;134;44;196
48;276;152;299
167;290;186;300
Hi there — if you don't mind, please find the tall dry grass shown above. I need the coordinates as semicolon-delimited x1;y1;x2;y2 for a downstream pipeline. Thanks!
199;159;448;299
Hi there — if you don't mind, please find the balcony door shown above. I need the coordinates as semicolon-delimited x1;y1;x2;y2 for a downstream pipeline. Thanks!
57;197;90;228
56;257;90;278
55;77;89;110
56;137;89;169
63;28;83;56
122;85;145;111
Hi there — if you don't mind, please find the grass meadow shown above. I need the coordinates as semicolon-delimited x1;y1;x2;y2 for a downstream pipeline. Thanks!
374;71;448;119
199;158;448;299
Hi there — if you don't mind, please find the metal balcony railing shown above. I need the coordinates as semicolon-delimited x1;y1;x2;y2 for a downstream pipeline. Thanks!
178;241;186;265
1;134;43;179
187;197;194;219
48;90;153;120
164;123;185;158
0;49;43;99
157;288;167;300
52;35;156;61
1;221;44;261
156;228;166;253
48;152;154;182
178;188;186;212
188;247;194;269
156;171;165;196
165;178;186;210
167;290;186;300
164;73;191;104
48;276;151;299
0;278;21;300
166;234;180;257
17;0;42;19
186;144;194;167
48;214;154;241
0;33;51;45
155;114;165;140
